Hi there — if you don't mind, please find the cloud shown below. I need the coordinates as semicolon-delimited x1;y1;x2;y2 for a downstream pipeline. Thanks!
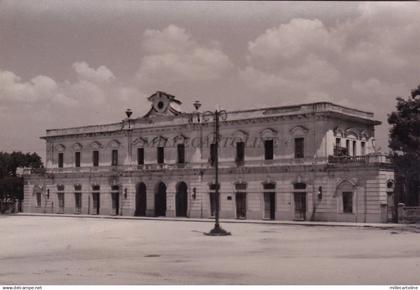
0;62;146;111
136;25;234;85
247;18;342;69
0;69;75;105
73;61;115;83
240;3;420;105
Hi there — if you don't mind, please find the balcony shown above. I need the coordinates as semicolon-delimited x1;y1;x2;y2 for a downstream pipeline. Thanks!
328;154;391;165
23;154;391;176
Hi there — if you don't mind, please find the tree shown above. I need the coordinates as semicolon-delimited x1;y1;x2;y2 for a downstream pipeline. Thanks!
388;85;420;206
0;151;43;213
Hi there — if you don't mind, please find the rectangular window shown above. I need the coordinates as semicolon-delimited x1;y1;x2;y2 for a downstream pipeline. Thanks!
58;153;64;168
112;149;118;166
334;138;341;156
75;152;81;168
294;138;304;159
210;143;217;166
336;138;341;147
177;144;185;164
137;148;144;165
343;192;353;213
346;140;350;156
352;140;357;156
236;141;245;163
361;142;366;156
157;147;164;164
264;140;274;160
93;151;99;167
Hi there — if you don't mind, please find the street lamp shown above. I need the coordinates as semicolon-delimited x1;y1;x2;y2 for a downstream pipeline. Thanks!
125;108;133;129
200;108;231;236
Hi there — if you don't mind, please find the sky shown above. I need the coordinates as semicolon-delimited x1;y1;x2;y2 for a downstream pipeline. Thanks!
1;1;420;162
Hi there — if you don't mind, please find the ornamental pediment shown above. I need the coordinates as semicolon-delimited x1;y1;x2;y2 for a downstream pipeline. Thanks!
231;129;249;141
132;137;148;146
142;91;183;119
289;125;309;137
55;144;66;152
89;141;103;150
173;134;189;144
71;142;83;151
260;128;278;140
107;139;121;149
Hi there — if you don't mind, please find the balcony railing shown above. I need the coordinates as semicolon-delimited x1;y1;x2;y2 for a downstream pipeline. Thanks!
328;154;391;165
22;154;391;176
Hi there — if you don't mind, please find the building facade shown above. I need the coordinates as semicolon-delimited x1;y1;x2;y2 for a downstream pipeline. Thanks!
23;91;395;223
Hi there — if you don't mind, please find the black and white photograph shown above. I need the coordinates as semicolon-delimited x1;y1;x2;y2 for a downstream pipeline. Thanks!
0;1;420;288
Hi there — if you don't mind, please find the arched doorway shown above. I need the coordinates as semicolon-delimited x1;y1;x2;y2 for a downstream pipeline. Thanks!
176;182;188;217
154;182;166;216
135;182;147;216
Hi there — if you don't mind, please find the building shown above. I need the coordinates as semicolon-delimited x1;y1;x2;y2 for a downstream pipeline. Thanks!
23;91;395;223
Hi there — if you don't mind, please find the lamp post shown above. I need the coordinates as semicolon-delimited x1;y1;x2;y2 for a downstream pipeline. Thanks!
121;108;133;216
125;108;133;129
195;104;230;236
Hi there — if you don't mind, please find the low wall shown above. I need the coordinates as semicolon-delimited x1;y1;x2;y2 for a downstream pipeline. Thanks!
398;203;420;223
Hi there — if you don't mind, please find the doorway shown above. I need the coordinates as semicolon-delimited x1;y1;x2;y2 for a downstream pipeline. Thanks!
92;192;100;215
387;191;395;222
235;192;246;219
111;192;119;215
154;182;166;216
209;192;217;217
294;192;306;221
264;192;275;220
135;183;147;216
176;182;188;217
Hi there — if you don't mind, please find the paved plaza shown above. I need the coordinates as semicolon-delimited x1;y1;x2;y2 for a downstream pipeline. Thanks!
1;215;419;285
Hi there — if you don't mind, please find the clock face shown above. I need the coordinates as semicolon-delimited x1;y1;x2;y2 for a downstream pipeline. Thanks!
153;97;169;113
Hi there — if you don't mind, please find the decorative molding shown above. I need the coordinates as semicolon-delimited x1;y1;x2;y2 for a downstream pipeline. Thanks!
334;127;345;138
151;135;168;147
261;177;276;186
55;144;66;152
289;125;309;137
345;128;359;139
336;178;358;187
132;137;148;146
360;130;370;141
107;139;122;149
260;128;278;140
71;142;83;151
173;134;189;144
89;141;103;150
33;185;43;195
231;129;249;141
334;178;358;197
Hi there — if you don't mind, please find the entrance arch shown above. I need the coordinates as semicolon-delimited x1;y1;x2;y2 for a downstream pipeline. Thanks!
135;182;147;216
154;182;167;216
176;182;188;217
